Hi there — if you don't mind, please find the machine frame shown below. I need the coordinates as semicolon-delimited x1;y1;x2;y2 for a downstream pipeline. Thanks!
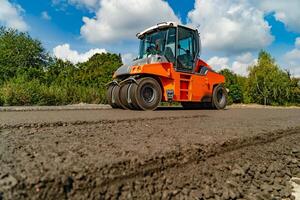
107;22;227;110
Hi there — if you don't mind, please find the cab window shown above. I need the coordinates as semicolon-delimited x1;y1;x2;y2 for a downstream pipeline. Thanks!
198;66;208;75
164;28;176;63
177;27;197;72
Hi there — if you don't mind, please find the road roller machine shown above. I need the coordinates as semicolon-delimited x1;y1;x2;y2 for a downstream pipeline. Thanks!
107;22;227;110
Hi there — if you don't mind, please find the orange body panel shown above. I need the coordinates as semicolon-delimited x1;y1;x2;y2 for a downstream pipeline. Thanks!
129;59;225;102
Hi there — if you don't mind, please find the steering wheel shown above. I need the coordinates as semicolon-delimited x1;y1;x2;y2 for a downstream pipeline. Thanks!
180;47;190;54
178;45;190;55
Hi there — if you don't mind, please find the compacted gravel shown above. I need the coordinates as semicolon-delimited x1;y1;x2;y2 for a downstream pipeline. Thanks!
0;107;300;199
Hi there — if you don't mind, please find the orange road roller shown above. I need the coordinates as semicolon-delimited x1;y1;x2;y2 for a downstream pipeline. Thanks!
107;22;227;110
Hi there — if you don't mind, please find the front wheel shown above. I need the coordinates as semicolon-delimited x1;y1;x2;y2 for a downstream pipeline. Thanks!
130;77;162;111
111;85;124;109
107;84;118;108
212;84;227;109
119;83;138;110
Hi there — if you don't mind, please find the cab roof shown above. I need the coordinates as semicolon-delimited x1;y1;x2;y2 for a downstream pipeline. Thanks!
136;22;197;39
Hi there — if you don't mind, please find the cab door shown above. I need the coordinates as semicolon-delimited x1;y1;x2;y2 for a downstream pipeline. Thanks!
176;26;197;72
175;26;202;101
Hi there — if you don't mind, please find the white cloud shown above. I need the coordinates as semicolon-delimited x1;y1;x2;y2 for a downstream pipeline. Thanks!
295;37;300;49
207;52;257;76
284;38;300;77
53;43;106;64
68;0;99;10
69;0;98;7
285;49;300;64
284;50;300;77
188;0;273;54
232;52;257;76
51;0;67;10
0;0;28;31
41;11;51;20
80;0;180;43
122;53;135;65
207;56;230;71
52;0;99;11
254;0;300;33
235;52;253;63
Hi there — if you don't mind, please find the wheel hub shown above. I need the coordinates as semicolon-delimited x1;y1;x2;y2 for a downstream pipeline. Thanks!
141;85;155;103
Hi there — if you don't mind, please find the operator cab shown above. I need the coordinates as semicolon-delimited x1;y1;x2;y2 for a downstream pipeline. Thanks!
137;22;201;73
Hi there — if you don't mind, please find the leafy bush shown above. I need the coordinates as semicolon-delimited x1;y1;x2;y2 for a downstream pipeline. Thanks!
290;79;300;105
0;74;111;106
1;76;43;105
229;84;243;103
0;93;4;106
219;69;244;103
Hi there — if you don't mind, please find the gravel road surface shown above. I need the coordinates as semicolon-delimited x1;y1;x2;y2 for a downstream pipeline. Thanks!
0;107;300;199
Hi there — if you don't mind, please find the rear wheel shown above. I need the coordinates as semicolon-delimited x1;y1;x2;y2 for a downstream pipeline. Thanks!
130;77;162;110
212;84;227;109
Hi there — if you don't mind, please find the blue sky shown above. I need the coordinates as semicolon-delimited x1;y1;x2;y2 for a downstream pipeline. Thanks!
1;0;300;76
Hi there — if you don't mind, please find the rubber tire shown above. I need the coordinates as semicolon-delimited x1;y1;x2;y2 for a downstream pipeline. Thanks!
119;83;136;110
129;82;141;110
111;85;124;109
107;84;118;108
130;77;162;111
212;84;227;110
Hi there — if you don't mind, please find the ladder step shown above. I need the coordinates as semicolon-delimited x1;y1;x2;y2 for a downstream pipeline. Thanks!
180;79;190;82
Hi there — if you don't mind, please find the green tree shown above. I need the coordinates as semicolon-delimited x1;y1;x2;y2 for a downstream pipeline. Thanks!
0;27;49;83
248;50;291;105
290;77;300;104
219;69;243;103
45;58;76;85
76;53;122;87
237;75;251;103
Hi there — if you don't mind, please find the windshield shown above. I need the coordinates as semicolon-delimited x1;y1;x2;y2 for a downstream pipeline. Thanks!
138;28;176;62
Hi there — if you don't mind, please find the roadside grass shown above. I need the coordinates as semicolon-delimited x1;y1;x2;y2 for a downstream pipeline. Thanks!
0;77;107;106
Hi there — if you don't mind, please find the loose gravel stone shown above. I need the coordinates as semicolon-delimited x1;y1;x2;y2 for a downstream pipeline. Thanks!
0;108;299;199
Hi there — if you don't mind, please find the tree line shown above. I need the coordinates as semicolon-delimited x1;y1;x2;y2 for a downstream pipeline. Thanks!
0;26;299;106
219;51;300;105
0;27;122;106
